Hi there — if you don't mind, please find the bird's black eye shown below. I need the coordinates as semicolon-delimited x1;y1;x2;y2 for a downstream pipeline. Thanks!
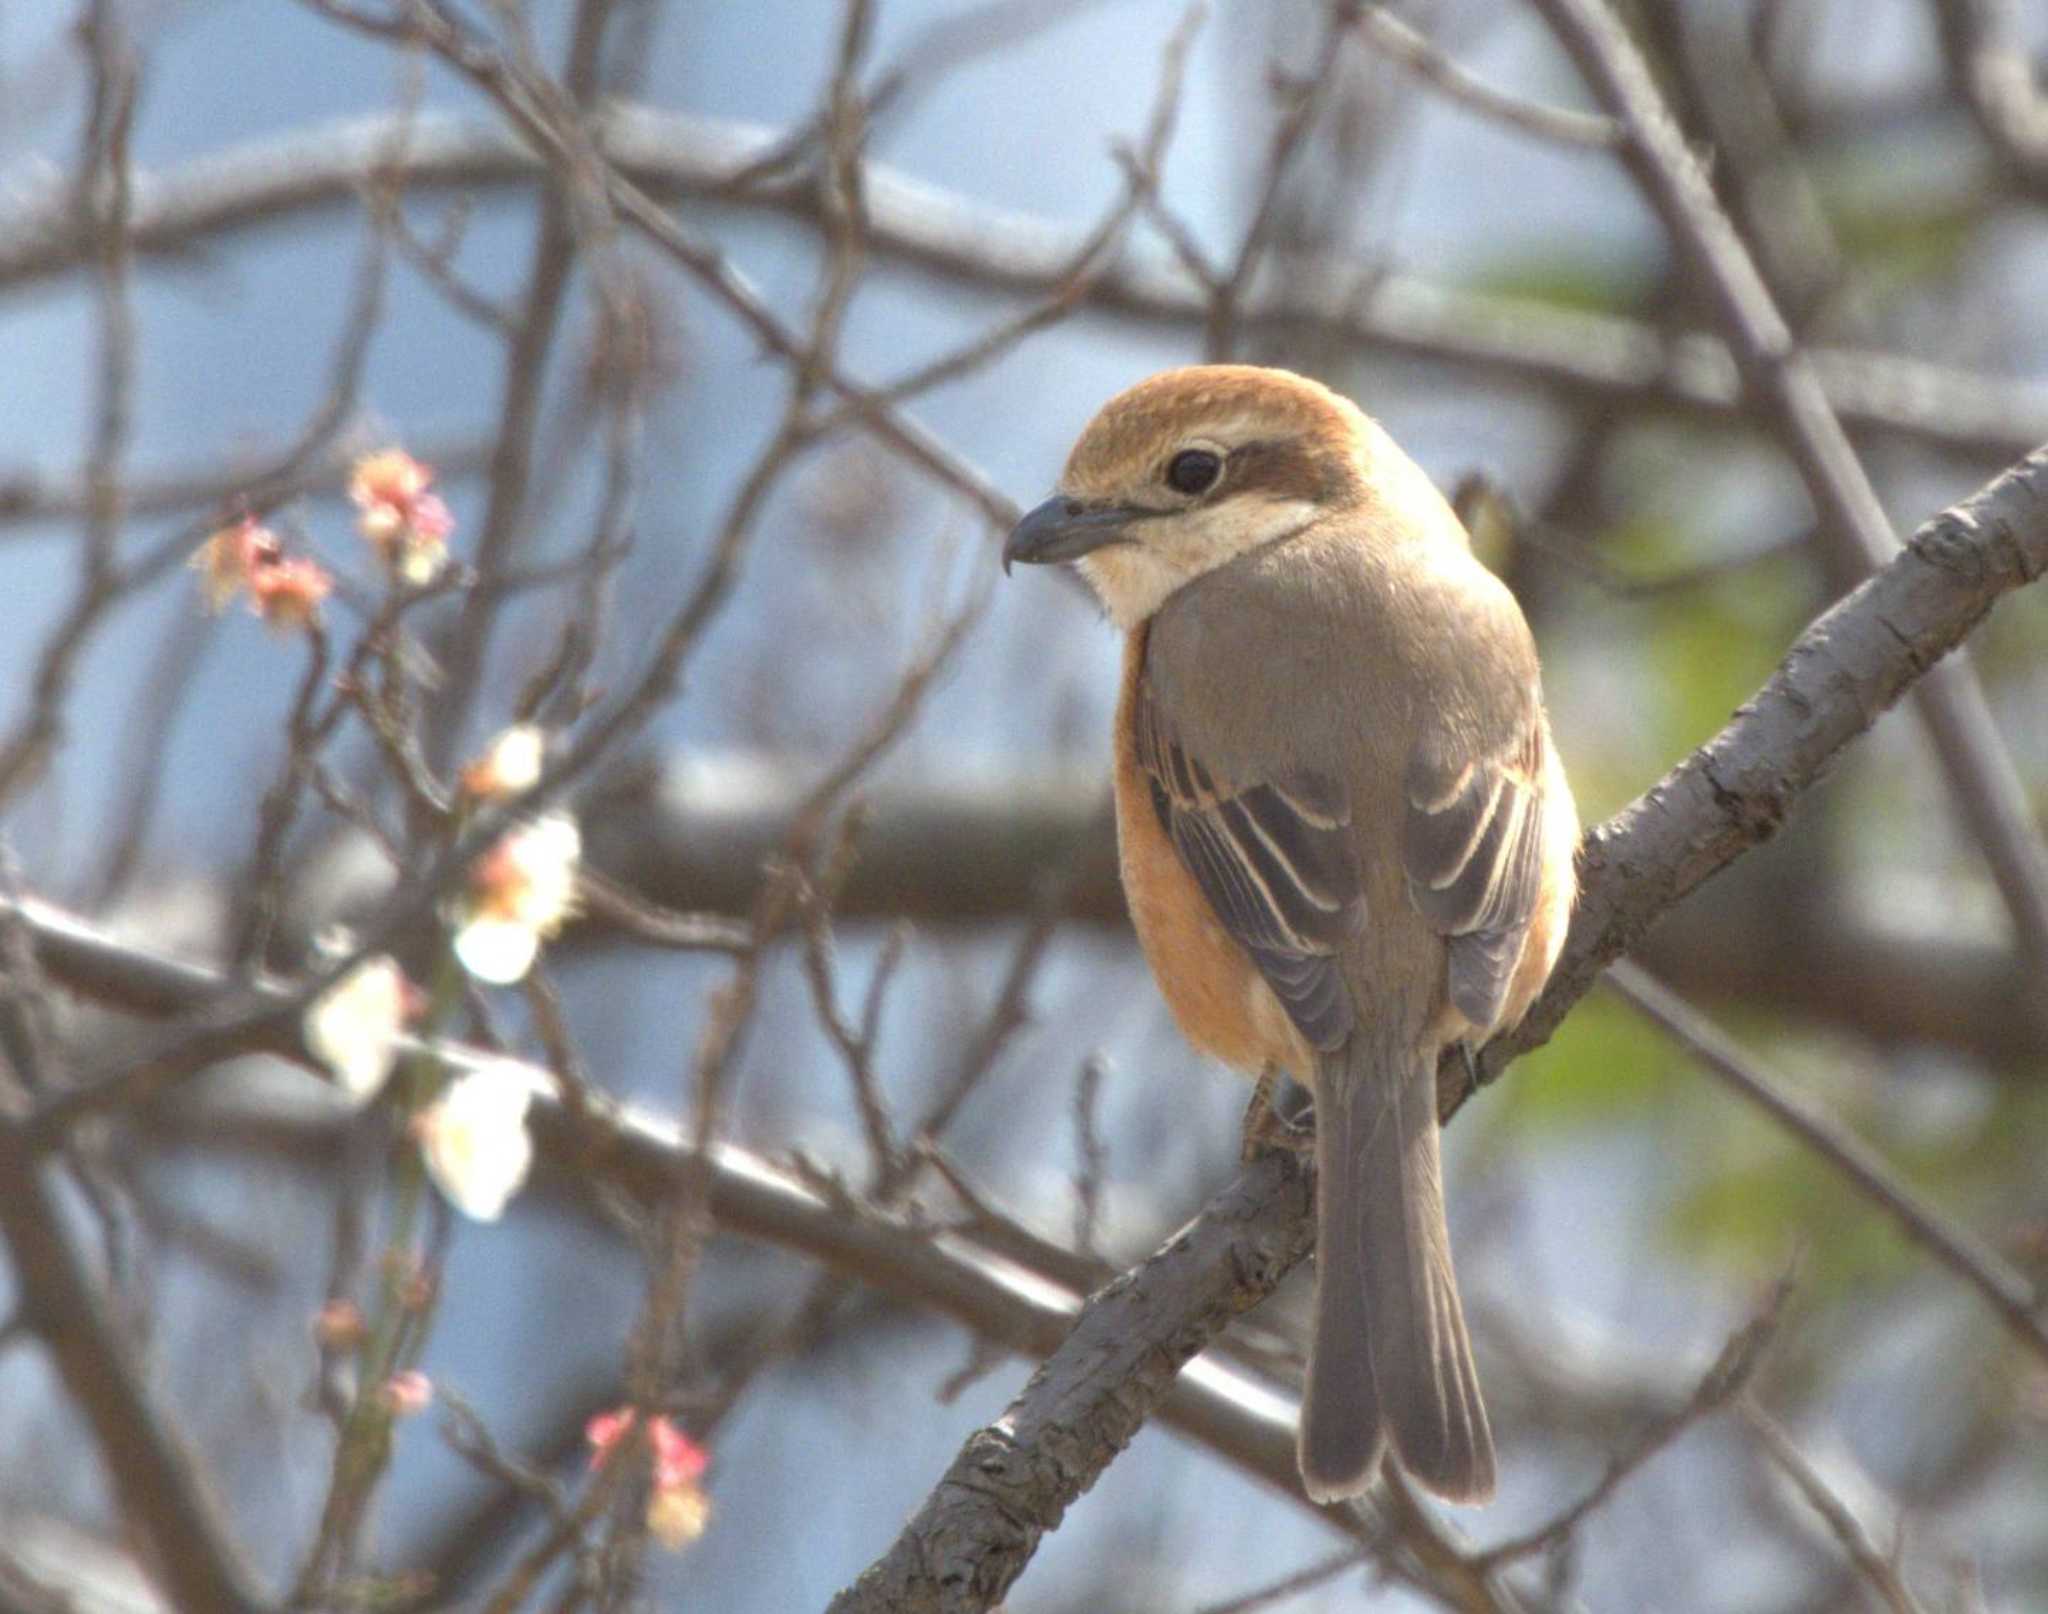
1165;448;1222;497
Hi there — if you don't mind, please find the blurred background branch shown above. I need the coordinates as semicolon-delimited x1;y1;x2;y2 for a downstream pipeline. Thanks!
0;1;2045;1611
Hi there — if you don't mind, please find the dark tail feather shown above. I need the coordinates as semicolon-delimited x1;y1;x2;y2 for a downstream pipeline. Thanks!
1298;1043;1496;1504
1299;1063;1384;1501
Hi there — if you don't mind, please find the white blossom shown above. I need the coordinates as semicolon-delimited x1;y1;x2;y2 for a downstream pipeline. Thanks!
416;1066;535;1222
303;955;410;1104
451;916;543;986
451;813;580;984
460;723;545;802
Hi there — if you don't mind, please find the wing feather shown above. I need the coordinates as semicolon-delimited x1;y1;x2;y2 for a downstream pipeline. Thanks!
1404;725;1549;1030
1134;671;1360;1052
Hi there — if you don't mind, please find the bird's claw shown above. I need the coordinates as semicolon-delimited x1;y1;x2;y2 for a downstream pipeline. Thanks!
1241;1067;1316;1162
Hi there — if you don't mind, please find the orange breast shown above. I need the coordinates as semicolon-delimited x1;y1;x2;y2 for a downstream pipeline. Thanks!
1112;628;1315;1083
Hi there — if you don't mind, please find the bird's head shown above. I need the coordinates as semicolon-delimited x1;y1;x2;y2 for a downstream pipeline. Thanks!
1003;364;1433;628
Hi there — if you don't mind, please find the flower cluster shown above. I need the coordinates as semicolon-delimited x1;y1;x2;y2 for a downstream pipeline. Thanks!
451;811;581;985
586;1408;712;1550
216;444;572;1232
349;448;453;585
190;516;333;633
303;959;536;1222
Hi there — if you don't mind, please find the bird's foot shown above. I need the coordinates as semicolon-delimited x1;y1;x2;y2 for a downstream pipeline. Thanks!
1241;1067;1315;1162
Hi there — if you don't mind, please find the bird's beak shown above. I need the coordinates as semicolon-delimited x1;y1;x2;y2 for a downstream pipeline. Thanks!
1003;495;1136;575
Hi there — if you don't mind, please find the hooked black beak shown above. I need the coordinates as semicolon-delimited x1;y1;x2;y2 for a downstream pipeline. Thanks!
1002;495;1136;574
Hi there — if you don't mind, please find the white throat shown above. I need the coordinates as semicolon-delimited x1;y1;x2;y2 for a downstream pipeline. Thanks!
1077;497;1317;630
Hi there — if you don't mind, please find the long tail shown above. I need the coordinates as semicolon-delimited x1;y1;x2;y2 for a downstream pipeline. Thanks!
1297;1040;1495;1503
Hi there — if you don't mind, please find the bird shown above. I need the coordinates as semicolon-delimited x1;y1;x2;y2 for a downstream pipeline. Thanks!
1002;364;1578;1504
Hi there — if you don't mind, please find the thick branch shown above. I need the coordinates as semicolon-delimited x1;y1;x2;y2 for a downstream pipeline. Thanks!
0;1131;276;1614
820;1155;1325;1614
1;107;2043;457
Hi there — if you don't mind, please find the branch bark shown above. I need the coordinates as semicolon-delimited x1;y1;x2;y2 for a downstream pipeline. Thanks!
819;1154;1324;1614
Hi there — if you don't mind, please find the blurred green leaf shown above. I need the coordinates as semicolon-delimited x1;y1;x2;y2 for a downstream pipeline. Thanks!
1666;1145;1917;1297
1825;189;1983;289
1643;561;1803;752
1489;994;1679;1140
1461;253;1658;316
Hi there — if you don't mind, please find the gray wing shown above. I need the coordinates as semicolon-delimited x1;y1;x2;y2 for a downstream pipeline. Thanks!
1133;669;1362;1051
1402;720;1550;1031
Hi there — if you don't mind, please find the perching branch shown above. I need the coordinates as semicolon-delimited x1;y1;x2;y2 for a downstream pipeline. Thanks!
1483;438;2048;1080
829;426;2048;1614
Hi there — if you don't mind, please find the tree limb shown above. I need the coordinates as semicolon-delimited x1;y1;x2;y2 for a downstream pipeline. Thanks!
1529;0;2048;993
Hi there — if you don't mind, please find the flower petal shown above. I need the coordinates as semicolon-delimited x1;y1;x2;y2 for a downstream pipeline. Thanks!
417;1066;535;1222
304;955;409;1103
453;915;542;985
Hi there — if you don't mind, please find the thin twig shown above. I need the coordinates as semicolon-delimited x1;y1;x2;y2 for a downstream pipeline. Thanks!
1351;4;1622;149
1070;1054;1109;1256
1604;960;2048;1366
427;0;628;767
1206;10;1352;360
1930;0;2048;197
1476;1276;1789;1568
1740;1399;1929;1614
1187;1549;1369;1614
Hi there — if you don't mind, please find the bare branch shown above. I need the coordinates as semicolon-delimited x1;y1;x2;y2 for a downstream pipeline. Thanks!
0;920;275;1613
1528;0;2048;988
819;1154;1338;1614
1930;0;2048;196
1475;1278;1787;1567
0;434;488;534
425;0;631;767
3;109;2045;456
1740;1401;1929;1614
1189;1550;1369;1614
1206;11;1353;360
1604;960;2048;1366
1350;5;1622;150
